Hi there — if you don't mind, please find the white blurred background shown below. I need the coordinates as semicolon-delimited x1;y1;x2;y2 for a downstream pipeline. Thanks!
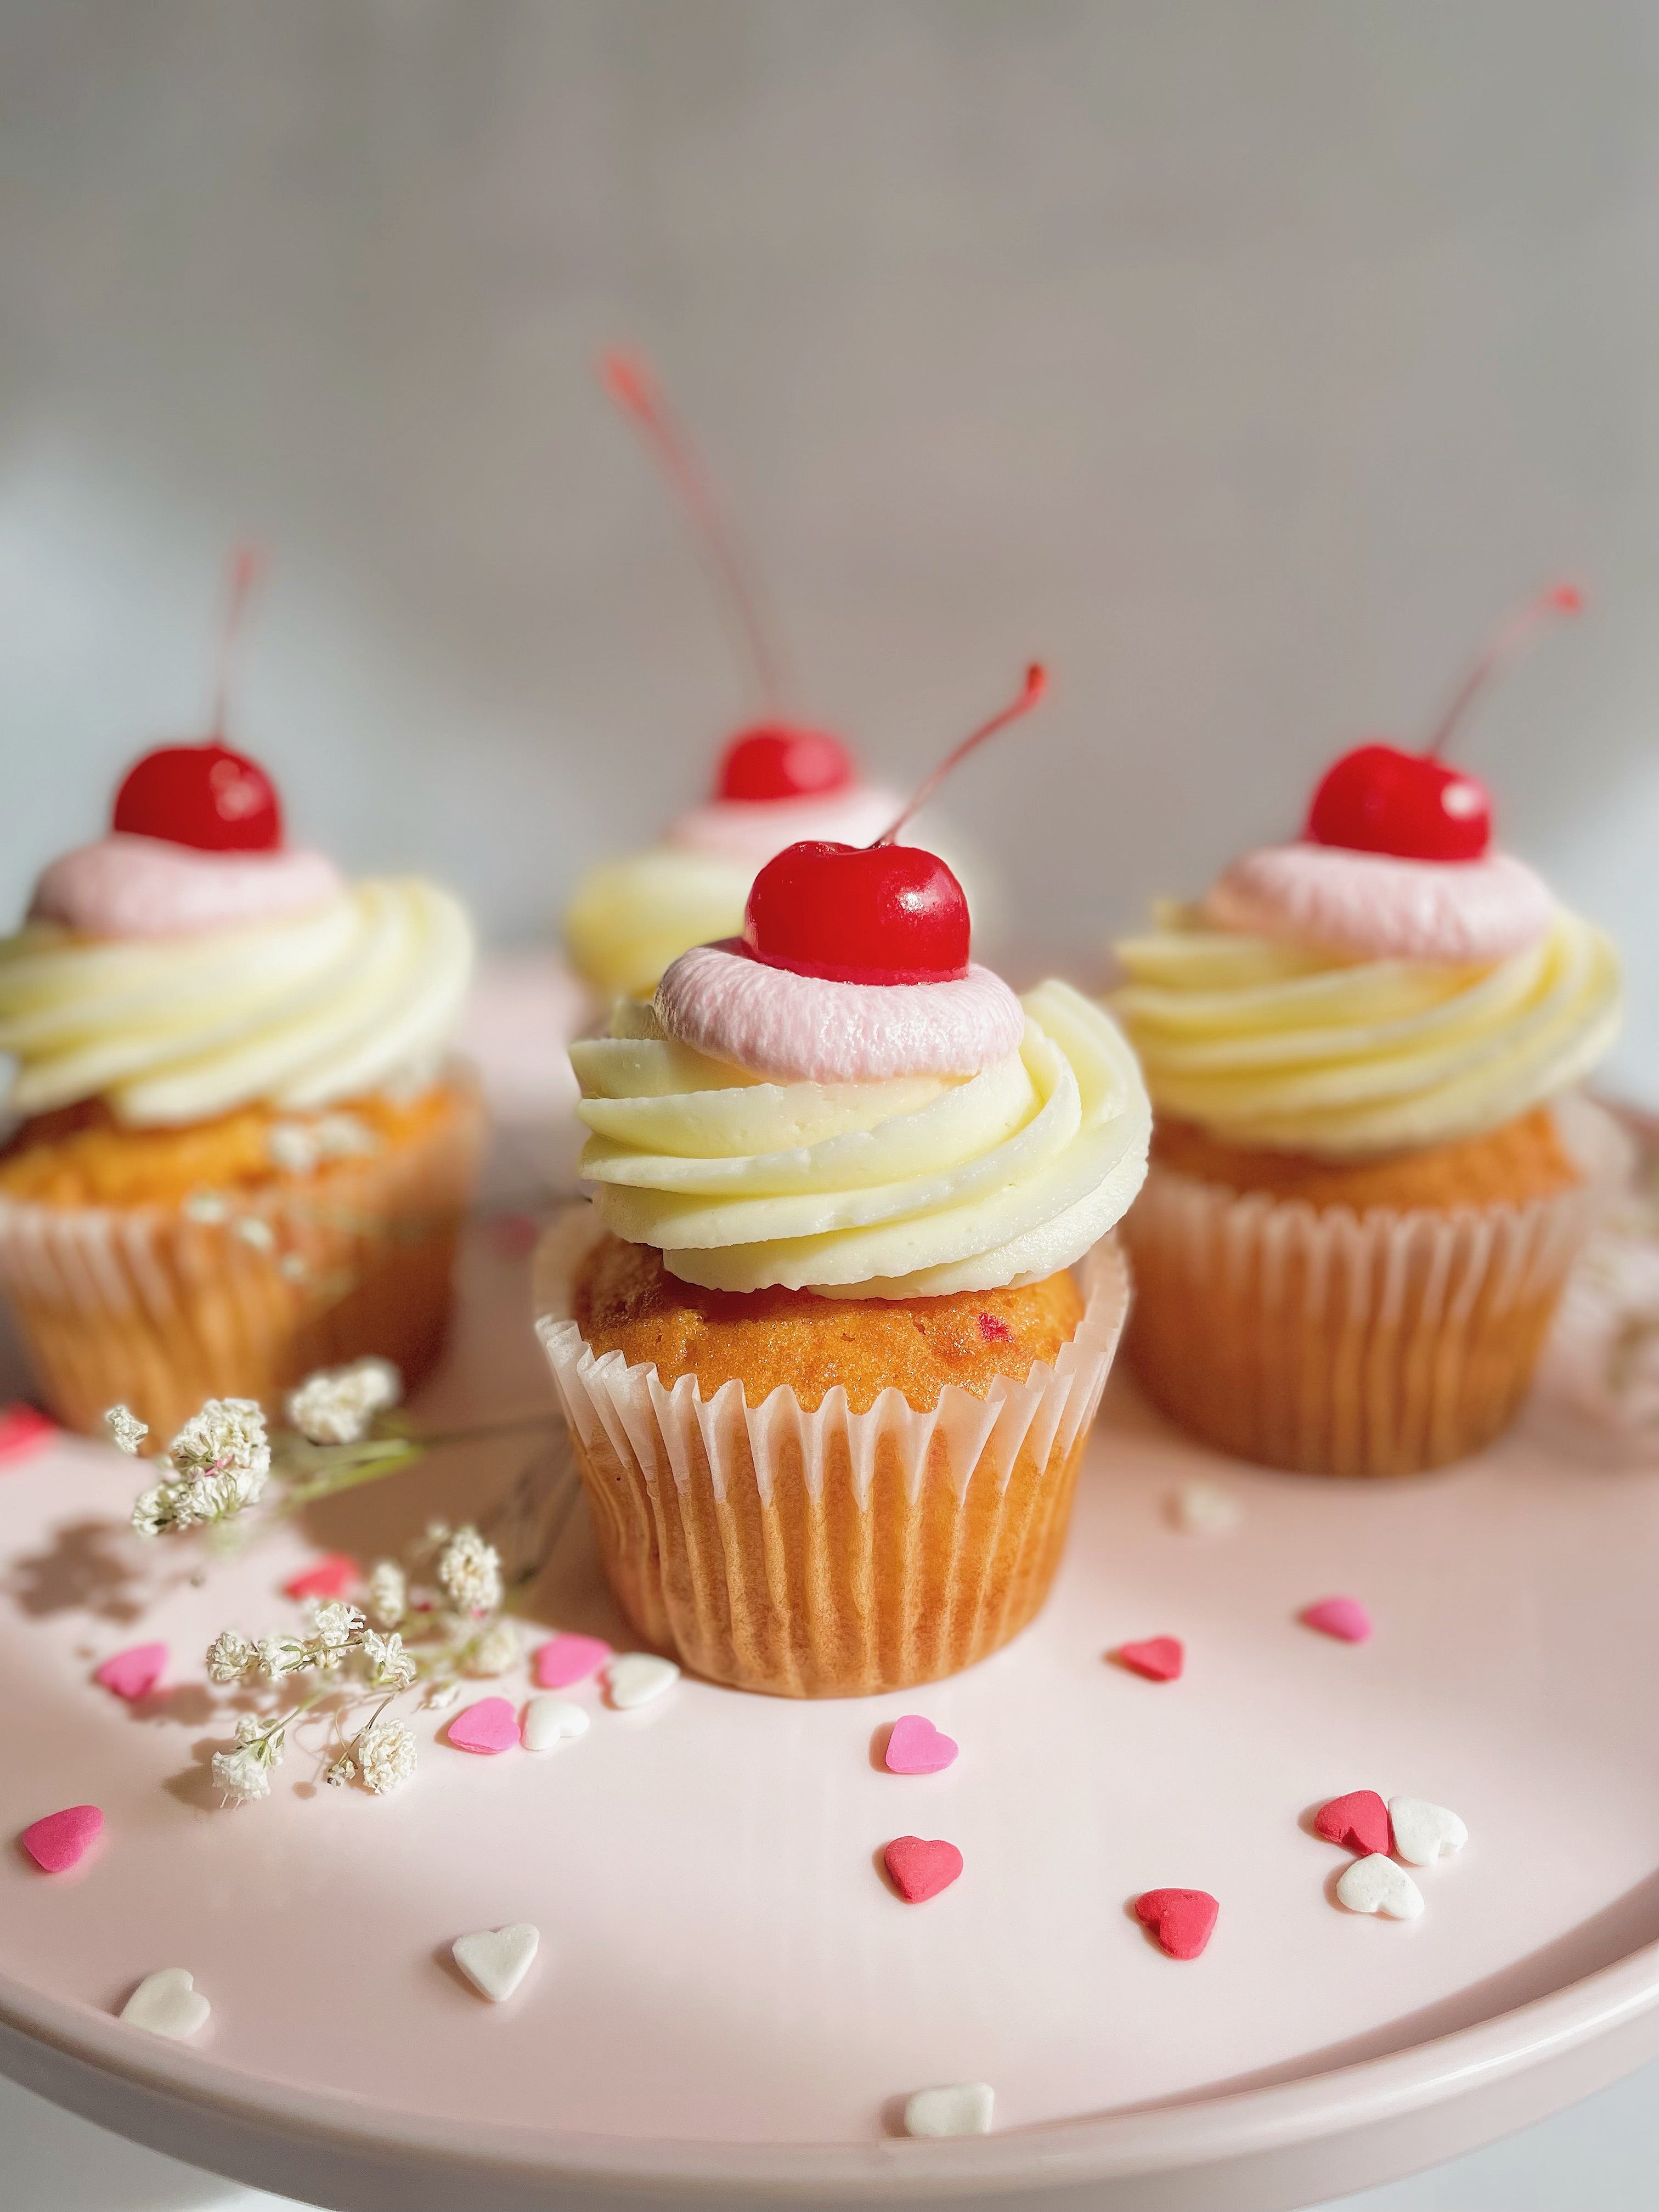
2;0;1655;1102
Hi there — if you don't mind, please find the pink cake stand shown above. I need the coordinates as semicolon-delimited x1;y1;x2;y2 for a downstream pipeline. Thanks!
0;1211;1654;2212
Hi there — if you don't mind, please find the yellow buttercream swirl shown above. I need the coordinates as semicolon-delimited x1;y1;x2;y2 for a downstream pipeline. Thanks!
0;880;474;1127
1111;901;1620;1158
562;849;751;999
572;979;1150;1297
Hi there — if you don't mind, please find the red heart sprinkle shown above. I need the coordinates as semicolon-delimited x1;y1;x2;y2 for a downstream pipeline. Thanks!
284;1553;358;1602
883;1835;963;1903
446;1697;520;1755
977;1312;1013;1342
0;1402;56;1466
884;1716;959;1775
1118;1636;1184;1681
533;1633;612;1690
1314;1790;1391;1856
94;1643;167;1701
1136;1888;1219;1960
19;1804;103;1874
1301;1595;1372;1644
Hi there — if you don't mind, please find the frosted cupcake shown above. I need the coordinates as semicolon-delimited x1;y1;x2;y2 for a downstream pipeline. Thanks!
0;730;480;1439
1113;586;1622;1476
538;672;1150;1695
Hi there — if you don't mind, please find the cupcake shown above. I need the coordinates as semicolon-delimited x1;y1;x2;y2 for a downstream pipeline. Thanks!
537;674;1150;1695
562;352;972;998
0;729;481;1440
1112;586;1622;1476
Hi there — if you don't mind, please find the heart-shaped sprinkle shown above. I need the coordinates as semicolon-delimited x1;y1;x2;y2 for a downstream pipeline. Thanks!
1336;1854;1423;1919
1118;1636;1184;1682
1302;1595;1373;1644
533;1632;611;1690
452;1922;539;2004
606;1653;680;1710
121;1966;211;2040
0;1402;56;1466
283;1553;358;1602
884;1716;958;1775
445;1697;519;1754
1135;1888;1220;1959
20;1804;103;1873
883;1835;963;1903
94;1643;167;1702
522;1696;590;1751
1314;1791;1391;1857
904;2082;994;2137
1170;1479;1241;1535
1389;1797;1468;1866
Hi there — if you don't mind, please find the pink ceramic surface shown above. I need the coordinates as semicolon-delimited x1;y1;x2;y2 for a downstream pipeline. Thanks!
0;1216;1655;2210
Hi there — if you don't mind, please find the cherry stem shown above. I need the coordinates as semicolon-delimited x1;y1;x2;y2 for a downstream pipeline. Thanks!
600;349;785;714
876;663;1048;846
1423;579;1583;758
209;542;265;742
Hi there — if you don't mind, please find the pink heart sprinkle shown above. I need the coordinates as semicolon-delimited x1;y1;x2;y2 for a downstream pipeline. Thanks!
533;1633;611;1690
1136;1887;1219;1960
284;1553;359;1602
446;1697;520;1754
884;1715;958;1775
883;1835;963;1903
94;1643;167;1701
19;1804;103;1874
1302;1596;1373;1644
1314;1790;1391;1856
0;1402;56;1466
1118;1635;1184;1682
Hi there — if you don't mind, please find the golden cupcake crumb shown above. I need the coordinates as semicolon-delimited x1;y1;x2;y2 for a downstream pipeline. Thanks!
1148;1104;1580;1215
574;1233;1086;1413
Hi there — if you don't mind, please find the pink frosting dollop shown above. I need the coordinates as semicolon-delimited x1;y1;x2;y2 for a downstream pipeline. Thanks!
654;941;1026;1082
1204;843;1556;964
29;835;345;940
663;785;904;865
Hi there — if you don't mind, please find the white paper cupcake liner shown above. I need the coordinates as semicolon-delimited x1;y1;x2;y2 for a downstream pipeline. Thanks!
533;1205;1129;1695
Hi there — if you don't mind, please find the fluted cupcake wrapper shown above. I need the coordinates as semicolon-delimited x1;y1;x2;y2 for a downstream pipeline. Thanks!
0;1073;485;1440
533;1205;1130;1697
1120;1098;1629;1479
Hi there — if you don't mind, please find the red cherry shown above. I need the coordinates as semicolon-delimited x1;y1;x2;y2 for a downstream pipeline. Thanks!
744;841;970;985
112;742;284;852
1305;743;1491;862
715;723;856;802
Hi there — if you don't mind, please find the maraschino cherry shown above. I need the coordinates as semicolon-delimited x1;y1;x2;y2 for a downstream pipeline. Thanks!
111;546;283;853
1305;582;1582;863
743;664;1047;986
601;349;858;806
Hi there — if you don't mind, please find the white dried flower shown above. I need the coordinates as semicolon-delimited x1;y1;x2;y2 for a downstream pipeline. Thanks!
257;1633;304;1680
325;1753;356;1787
132;1483;174;1539
233;1713;269;1747
211;1744;273;1804
168;1398;270;1487
104;1405;148;1456
205;1629;258;1685
309;1600;364;1649
466;1621;520;1678
424;1678;461;1711
357;1720;416;1795
436;1525;502;1617
285;1357;402;1446
267;1121;321;1175
361;1629;417;1691
366;1559;406;1629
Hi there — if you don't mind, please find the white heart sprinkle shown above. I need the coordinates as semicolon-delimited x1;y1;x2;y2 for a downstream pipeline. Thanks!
905;2081;995;2137
1389;1797;1468;1866
452;1922;539;2004
606;1653;680;1710
1170;1479;1242;1535
120;1967;211;2040
522;1695;590;1751
1336;1854;1424;1920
